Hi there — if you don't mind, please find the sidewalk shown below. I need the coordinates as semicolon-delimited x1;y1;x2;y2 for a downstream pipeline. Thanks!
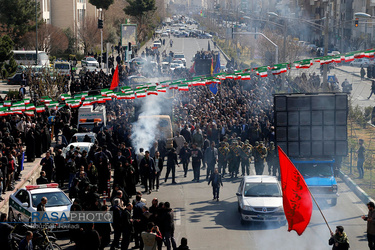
0;154;43;214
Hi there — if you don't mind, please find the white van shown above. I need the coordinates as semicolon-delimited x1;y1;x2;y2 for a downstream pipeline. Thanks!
54;61;71;79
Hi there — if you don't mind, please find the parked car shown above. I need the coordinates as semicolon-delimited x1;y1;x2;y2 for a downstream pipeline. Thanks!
7;73;24;85
349;58;373;68
236;175;286;225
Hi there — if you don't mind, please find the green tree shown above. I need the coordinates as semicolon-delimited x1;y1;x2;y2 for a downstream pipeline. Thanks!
0;35;14;63
0;0;39;45
89;0;114;10
0;35;16;79
124;0;157;41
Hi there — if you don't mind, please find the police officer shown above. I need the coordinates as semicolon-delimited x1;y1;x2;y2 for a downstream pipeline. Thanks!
267;142;278;176
218;142;229;175
227;141;241;178
253;141;267;175
240;140;252;176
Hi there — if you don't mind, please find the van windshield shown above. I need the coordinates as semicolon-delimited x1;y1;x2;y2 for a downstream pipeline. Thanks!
55;64;70;70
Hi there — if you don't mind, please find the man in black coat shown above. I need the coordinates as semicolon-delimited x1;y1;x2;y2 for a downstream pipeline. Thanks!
204;141;218;180
40;151;54;183
36;171;48;184
140;151;155;193
26;128;35;162
208;168;223;201
165;148;179;184
54;149;65;187
179;142;191;177
153;151;163;191
161;202;177;250
121;203;134;250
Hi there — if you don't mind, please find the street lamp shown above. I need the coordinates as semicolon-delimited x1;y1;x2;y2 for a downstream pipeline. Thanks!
354;12;372;49
267;12;287;63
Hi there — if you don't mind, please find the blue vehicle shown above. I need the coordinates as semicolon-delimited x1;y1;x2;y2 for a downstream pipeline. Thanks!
291;158;338;206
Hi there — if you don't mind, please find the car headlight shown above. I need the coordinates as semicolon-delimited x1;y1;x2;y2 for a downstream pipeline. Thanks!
242;205;252;211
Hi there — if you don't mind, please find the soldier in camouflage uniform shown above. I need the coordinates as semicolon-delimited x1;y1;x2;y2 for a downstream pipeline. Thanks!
240;140;252;176
227;141;241;178
253;141;267;175
218;141;229;175
266;142;278;176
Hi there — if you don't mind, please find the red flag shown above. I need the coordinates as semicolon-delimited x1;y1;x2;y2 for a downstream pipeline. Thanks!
278;146;312;236
110;65;119;90
189;62;196;74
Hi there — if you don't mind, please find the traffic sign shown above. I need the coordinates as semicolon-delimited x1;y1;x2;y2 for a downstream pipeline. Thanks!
327;75;335;83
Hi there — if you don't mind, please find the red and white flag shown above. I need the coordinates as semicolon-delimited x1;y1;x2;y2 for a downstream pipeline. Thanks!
278;146;313;236
110;65;120;90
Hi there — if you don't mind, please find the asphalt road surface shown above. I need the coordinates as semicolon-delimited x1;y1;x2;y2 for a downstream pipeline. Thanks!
52;160;368;250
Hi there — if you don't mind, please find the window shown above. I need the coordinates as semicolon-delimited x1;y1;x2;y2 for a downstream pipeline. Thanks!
31;192;71;207
15;190;30;205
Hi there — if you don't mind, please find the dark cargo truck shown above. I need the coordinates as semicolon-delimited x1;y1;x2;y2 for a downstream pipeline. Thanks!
274;93;348;206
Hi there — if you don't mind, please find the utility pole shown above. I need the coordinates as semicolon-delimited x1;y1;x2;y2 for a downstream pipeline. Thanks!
35;0;38;65
99;8;103;70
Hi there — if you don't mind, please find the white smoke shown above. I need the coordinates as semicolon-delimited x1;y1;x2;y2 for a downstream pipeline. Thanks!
130;91;170;153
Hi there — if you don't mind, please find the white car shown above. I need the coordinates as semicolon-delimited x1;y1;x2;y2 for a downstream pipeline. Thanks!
81;57;99;67
153;40;162;48
161;32;169;37
236;175;286;225
62;142;94;158
173;54;186;66
70;132;97;143
349;58;372;68
9;183;72;223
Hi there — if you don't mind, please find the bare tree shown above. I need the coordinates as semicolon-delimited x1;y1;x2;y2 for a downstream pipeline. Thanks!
77;17;101;55
22;24;69;55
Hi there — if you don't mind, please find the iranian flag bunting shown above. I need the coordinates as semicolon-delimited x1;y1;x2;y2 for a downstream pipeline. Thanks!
147;86;159;95
26;104;36;110
23;110;35;117
23;98;30;105
61;94;71;101
136;90;146;98
354;50;365;58
365;49;375;58
178;84;189;91
125;92;135;99
36;106;45;113
157;86;167;92
344;53;355;62
256;67;268;77
46;101;59;108
40;96;52;103
241;73;251;80
272;64;288;75
3;101;11;107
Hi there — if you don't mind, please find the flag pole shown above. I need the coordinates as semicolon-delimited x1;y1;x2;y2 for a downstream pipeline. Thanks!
306;186;333;234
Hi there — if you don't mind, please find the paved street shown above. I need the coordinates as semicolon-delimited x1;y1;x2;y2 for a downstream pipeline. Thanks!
51;161;369;249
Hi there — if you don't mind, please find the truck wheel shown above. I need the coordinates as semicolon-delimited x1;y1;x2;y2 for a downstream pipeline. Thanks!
331;198;337;206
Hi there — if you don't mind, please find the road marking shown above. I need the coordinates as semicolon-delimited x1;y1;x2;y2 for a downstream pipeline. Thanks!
175;208;181;226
